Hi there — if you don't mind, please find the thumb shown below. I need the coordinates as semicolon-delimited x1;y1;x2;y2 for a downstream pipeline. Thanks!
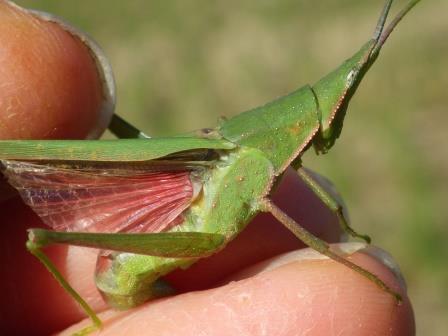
0;0;114;140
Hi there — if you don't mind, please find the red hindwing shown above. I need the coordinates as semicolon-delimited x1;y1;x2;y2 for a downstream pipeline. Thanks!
2;161;195;233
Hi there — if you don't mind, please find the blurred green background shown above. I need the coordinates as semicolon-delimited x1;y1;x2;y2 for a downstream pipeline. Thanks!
17;1;448;334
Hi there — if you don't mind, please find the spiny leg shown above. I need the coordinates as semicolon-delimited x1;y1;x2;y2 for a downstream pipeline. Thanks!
296;167;371;243
259;198;401;302
26;240;101;335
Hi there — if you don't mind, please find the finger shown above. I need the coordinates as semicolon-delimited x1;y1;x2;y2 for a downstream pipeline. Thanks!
61;245;414;336
0;0;113;140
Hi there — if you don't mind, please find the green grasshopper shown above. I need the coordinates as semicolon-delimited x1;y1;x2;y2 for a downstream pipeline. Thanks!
0;0;422;332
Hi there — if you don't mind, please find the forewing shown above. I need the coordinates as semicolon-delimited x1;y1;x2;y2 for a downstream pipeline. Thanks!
1;160;196;233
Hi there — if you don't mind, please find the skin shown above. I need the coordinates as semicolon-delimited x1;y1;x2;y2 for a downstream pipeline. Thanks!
0;2;415;335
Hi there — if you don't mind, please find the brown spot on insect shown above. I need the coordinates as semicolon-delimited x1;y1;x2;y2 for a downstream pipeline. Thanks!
286;123;303;137
237;176;245;182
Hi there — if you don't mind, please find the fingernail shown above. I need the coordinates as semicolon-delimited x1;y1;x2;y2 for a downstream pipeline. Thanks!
331;242;407;292
329;241;365;252
359;245;407;292
327;243;407;292
254;242;406;291
16;4;116;139
251;242;367;275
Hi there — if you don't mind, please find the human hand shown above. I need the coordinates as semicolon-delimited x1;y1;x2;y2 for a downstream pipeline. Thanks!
0;2;414;335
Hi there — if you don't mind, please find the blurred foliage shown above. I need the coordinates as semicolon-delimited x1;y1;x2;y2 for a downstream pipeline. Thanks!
17;1;448;334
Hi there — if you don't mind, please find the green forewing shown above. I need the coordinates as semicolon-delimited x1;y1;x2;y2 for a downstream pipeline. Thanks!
0;137;235;162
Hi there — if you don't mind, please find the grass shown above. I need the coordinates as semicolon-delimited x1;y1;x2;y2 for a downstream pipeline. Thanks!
16;1;448;334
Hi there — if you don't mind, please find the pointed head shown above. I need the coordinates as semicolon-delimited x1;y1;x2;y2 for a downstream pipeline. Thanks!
312;0;421;153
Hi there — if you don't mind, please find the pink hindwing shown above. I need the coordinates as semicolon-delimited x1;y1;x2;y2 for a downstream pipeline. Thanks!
2;161;195;233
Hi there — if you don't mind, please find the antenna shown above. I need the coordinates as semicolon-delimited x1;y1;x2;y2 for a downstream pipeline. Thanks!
373;0;393;42
372;0;422;56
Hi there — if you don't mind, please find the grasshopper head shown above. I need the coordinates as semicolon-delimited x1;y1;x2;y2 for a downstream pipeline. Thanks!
312;0;421;153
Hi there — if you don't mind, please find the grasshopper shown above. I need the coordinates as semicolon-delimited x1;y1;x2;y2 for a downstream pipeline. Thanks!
0;0;422;332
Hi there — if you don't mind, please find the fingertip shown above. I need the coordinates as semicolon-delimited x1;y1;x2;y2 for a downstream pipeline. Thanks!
228;245;415;335
64;246;414;336
0;1;114;139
